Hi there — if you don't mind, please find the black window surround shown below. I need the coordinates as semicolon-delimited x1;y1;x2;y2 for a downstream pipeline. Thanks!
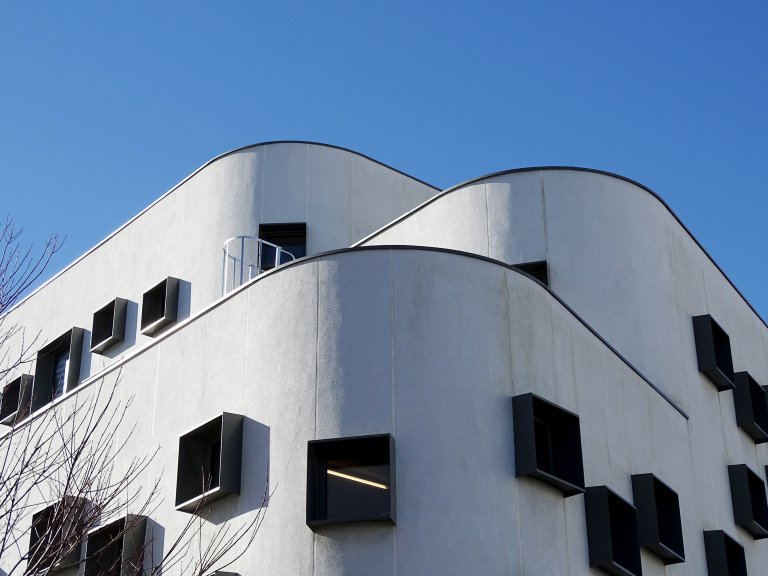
692;314;736;391
258;222;307;270
140;277;180;336
84;515;146;576
728;464;768;539
32;328;85;411
631;473;685;564
704;530;747;576
0;374;33;426
91;298;128;354
733;372;768;444
306;434;395;529
175;412;243;513
512;260;549;286
584;485;642;576
28;497;87;574
512;393;585;496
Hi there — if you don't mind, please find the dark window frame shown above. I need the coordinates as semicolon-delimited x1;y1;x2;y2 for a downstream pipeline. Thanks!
84;515;146;576
91;298;128;354
140;277;180;336
175;412;243;513
631;473;685;564
512;393;585;496
28;497;87;574
512;260;549;286
584;485;642;576
0;374;33;426
728;464;768;539
32;328;85;411
306;434;395;529
692;314;736;391
704;530;747;576
733;372;768;444
258;222;307;270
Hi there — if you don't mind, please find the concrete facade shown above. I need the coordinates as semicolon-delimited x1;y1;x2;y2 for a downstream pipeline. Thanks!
1;142;767;575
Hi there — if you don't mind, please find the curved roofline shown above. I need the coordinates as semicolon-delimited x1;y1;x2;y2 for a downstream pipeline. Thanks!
357;165;767;329
3;141;439;316
3;244;686;439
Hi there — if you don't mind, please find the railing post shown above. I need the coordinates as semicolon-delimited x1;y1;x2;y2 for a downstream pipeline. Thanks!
239;236;245;288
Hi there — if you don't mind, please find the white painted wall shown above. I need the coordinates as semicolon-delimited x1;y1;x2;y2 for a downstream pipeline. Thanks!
3;247;757;575
4;154;768;576
0;142;436;389
361;169;768;414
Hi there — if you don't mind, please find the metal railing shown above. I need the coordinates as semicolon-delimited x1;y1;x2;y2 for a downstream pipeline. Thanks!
222;235;296;295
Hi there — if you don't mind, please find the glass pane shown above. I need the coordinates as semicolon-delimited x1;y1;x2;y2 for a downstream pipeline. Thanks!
53;351;69;398
325;459;389;521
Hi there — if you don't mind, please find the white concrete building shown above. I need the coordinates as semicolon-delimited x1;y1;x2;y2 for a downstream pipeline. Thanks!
1;141;767;576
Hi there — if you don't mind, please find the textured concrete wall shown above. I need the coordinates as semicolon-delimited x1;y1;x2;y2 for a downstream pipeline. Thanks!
0;143;436;390
5;247;756;575
361;169;768;414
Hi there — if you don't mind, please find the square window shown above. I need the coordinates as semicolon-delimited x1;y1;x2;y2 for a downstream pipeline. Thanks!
631;473;685;564
175;412;243;512
512;260;549;286
512;393;584;496
258;223;306;271
733;372;768;444
84;515;146;576
0;374;33;425
140;277;180;336
585;486;642;576
28;498;87;574
728;464;768;539
306;434;395;528
692;315;736;391
704;530;747;576
91;298;128;354
32;328;85;410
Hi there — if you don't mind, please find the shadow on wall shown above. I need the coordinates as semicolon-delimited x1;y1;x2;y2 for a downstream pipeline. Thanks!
145;519;165;571
102;300;139;360
206;418;271;526
80;330;92;380
178;280;192;323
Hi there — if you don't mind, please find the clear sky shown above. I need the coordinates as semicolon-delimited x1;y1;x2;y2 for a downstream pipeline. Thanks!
1;1;766;317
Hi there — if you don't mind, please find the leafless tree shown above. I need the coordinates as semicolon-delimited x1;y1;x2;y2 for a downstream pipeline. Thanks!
0;216;61;384
0;371;270;576
0;218;269;576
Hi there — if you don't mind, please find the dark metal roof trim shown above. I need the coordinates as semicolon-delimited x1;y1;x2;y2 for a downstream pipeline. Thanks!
3;141;438;316
280;245;690;419
358;166;766;329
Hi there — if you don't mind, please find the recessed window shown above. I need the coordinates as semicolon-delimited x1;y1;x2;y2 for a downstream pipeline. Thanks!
140;277;180;336
728;464;768;539
733;372;768;444
631;473;685;564
258;223;306;270
32;328;85;411
28;498;87;573
0;374;33;426
584;486;642;576
704;530;747;576
692;314;736;391
91;298;128;354
306;434;395;528
512;260;549;286
175;412;243;512
84;515;146;576
512;393;584;496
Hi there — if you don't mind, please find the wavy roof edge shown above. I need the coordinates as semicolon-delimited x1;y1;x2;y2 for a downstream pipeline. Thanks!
357;165;767;330
0;244;687;439
3;141;439;315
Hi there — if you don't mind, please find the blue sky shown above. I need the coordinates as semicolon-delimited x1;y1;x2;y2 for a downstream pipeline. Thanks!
1;1;766;317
